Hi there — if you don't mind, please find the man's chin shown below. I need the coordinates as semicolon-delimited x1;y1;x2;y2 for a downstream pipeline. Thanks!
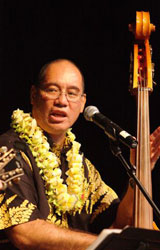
46;122;70;134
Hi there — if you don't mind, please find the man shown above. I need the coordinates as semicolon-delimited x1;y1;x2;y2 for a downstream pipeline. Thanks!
0;181;3;190
0;59;159;249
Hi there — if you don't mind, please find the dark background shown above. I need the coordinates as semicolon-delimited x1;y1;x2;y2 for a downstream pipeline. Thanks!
1;0;160;226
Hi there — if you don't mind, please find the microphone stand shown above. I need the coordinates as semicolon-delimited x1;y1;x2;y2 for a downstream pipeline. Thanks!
109;138;160;221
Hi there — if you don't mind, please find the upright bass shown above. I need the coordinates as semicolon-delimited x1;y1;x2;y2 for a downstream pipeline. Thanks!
129;11;155;229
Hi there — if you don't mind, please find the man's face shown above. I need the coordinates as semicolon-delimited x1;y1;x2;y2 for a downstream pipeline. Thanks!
31;61;86;137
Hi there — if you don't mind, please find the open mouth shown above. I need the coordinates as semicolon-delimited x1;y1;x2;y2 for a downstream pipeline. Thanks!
49;110;67;122
52;113;65;117
51;111;66;117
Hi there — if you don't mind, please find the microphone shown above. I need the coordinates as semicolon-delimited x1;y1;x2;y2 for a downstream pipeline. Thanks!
84;106;138;149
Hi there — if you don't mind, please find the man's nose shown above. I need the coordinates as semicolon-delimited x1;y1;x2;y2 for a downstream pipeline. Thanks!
55;92;68;104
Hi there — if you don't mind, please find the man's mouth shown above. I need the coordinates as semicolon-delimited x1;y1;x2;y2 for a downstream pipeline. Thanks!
52;113;65;117
49;110;67;122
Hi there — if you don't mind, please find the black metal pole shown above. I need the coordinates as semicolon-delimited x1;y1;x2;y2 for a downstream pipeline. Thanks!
109;139;160;222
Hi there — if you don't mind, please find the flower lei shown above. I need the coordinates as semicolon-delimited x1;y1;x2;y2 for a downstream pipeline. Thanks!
11;109;85;215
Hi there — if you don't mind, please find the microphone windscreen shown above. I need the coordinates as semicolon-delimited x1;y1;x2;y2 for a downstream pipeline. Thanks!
84;106;99;121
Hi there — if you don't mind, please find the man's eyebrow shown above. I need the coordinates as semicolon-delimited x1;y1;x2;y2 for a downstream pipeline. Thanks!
67;86;81;91
39;83;59;89
41;83;58;87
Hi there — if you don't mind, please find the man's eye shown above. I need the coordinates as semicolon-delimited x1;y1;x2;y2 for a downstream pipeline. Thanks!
46;88;58;93
68;91;78;96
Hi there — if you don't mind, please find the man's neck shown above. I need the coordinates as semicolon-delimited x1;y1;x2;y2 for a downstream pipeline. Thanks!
49;132;66;148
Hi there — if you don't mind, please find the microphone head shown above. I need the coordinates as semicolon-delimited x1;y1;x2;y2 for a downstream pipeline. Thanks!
84;106;99;121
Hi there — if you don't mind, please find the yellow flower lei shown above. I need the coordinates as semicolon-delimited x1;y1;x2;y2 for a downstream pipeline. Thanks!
11;109;86;215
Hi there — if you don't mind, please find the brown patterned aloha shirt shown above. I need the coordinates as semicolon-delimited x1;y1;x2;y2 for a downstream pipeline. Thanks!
0;129;119;249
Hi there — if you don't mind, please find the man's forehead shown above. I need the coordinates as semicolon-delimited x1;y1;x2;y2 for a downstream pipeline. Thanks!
44;72;82;84
40;60;84;91
41;82;81;90
44;64;82;84
45;61;81;76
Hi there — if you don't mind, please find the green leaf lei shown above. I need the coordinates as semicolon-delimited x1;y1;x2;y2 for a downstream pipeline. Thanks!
11;109;86;215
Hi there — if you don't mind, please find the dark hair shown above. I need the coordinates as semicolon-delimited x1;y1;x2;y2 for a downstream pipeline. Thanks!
34;58;85;93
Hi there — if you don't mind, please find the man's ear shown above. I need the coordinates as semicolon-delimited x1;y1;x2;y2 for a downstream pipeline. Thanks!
30;85;37;105
80;94;86;113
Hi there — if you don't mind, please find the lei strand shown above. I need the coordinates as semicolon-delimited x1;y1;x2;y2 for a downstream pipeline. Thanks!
11;109;85;215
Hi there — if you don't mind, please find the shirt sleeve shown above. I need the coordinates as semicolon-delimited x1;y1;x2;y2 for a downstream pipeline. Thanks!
0;151;48;230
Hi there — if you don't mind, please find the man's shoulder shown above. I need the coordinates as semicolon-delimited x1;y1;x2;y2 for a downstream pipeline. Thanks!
0;129;20;148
